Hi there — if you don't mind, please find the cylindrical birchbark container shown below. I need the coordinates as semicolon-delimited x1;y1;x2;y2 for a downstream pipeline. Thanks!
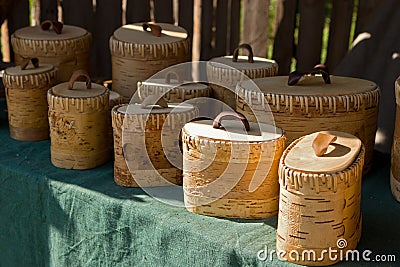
3;58;57;141
11;21;91;83
109;22;190;101
236;73;380;173
182;111;286;219
277;131;364;266
112;95;197;187
391;77;400;201
207;43;278;110
47;70;110;169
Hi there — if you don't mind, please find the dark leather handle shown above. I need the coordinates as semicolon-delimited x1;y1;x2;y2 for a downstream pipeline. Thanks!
141;94;168;109
142;22;162;37
40;20;63;34
165;70;183;84
20;58;39;70
232;43;254;63
67;69;92;90
213;111;250;131
288;64;331;86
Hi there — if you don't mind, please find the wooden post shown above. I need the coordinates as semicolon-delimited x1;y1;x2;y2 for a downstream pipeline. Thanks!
192;0;201;61
354;0;381;36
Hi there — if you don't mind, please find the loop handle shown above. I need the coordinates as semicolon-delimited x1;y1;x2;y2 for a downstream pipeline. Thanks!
40;20;63;34
67;69;92;90
165;70;183;84
288;64;331;86
140;94;168;109
212;111;250;131
232;43;254;63
142;22;162;37
312;133;337;157
20;58;39;70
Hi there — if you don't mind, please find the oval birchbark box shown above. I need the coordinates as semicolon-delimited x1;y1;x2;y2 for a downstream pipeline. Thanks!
111;97;197;187
109;22;190;101
3;58;57;141
276;131;364;266
11;21;91;83
47;70;110;170
182;112;286;219
391;77;400;201
236;75;380;173
207;44;278;110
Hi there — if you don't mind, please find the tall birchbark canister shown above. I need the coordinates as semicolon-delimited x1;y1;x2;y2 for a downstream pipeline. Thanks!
391;77;400;201
276;131;364;266
3;58;57;141
109;22;190;101
112;95;197;187
47;70;110;169
11;20;91;83
207;43;278;110
182;111;286;219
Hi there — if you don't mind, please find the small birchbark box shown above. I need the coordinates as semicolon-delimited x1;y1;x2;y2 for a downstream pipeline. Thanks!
276;131;364;266
11;21;91;83
3;58;57;141
109;22;190;101
111;96;197;187
391;77;400;201
207;43;278;110
47;70;110;170
236;73;380;173
182;112;286;219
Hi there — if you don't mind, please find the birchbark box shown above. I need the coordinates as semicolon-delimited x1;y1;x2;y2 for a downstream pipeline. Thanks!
207;43;278;110
3;58;57;141
276;131;364;266
391;77;400;201
11;21;91;83
111;96;197;187
109;22;190;101
47;70;110;170
182;112;286;219
236;75;380;173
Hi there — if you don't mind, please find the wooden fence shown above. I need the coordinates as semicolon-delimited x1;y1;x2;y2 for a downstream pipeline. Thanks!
1;0;382;80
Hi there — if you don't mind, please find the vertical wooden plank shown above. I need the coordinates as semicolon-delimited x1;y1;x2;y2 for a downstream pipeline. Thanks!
192;0;202;61
8;0;30;62
214;0;228;57
325;0;354;72
228;0;240;55
62;0;93;29
178;0;194;39
200;0;213;60
354;0;381;36
241;0;270;57
296;0;326;72
126;0;150;23
272;0;297;74
154;0;174;23
40;0;58;21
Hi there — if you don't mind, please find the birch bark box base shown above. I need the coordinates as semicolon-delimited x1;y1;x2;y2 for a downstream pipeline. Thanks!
112;102;197;187
391;77;400;201
277;131;364;266
182;117;285;219
236;76;380;173
109;23;190;101
11;25;91;83
3;63;57;141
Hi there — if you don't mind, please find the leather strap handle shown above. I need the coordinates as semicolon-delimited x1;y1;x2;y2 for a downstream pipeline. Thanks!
232;43;254;63
67;69;92;90
40;20;63;34
312;133;337;157
142;22;162;37
165;70;183;84
288;64;331;86
141;94;168;109
20;58;39;70
213;111;250;131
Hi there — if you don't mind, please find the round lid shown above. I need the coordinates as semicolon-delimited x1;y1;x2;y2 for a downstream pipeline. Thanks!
14;25;88;40
5;63;54;76
142;79;209;91
109;90;121;101
239;75;378;96
209;56;277;71
52;82;106;98
113;23;188;45
284;131;362;173
118;102;194;115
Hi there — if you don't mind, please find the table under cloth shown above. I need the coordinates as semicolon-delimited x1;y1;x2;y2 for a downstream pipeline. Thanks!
0;99;399;267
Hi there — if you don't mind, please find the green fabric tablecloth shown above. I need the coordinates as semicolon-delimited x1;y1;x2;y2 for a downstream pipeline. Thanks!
0;100;399;267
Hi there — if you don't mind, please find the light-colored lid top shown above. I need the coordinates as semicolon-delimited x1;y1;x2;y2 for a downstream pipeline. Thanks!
284;131;362;173
52;81;107;98
118;102;194;115
14;25;88;40
141;79;209;91
109;90;121;101
184;120;283;142
5;64;54;76
239;75;377;96
209;56;277;71
113;23;188;45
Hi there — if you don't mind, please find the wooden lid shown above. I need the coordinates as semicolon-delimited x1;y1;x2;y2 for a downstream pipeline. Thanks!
284;131;362;173
5;63;54;76
113;23;188;45
52;82;106;98
118;102;195;115
14;25;88;40
109;90;122;101
141;79;209;91
239;75;377;96
209;56;277;71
